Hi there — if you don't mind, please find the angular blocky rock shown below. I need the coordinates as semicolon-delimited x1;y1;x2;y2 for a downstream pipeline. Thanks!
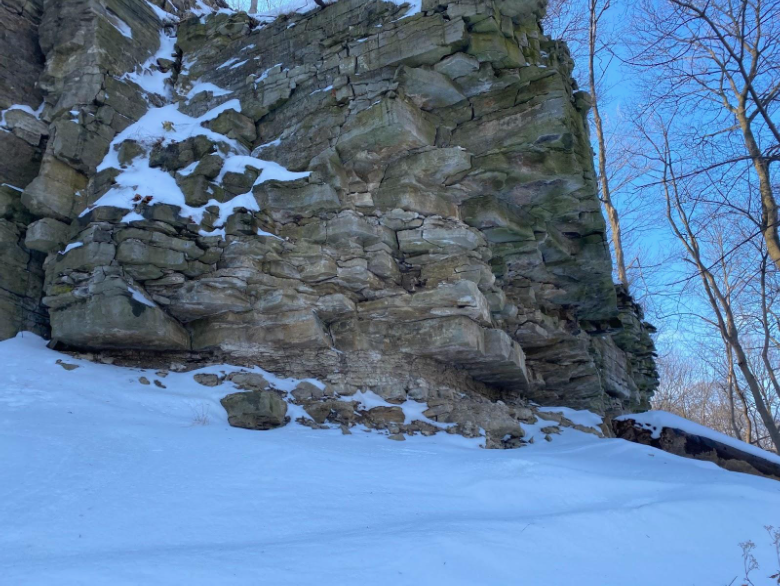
220;390;288;430
25;218;71;253
0;0;658;441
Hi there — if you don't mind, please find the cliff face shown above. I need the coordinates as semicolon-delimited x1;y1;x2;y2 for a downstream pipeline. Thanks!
0;0;657;440
0;0;47;340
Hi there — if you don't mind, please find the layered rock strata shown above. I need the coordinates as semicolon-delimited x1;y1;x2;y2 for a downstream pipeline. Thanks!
0;0;658;441
0;0;48;339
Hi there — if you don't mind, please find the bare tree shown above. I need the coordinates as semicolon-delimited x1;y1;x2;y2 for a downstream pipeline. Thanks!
631;0;780;272
635;111;780;451
653;350;704;420
654;343;763;442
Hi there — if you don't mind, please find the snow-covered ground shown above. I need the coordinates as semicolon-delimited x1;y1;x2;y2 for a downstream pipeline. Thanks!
2;333;780;585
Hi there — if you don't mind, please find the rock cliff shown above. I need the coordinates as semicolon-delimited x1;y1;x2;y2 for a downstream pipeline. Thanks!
0;0;658;443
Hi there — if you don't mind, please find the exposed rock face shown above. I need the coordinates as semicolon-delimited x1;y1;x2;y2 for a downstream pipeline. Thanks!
613;418;780;481
0;0;48;339
0;0;658;439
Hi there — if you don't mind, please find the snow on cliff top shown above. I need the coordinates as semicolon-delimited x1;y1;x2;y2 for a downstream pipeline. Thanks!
1;333;780;585
205;0;422;22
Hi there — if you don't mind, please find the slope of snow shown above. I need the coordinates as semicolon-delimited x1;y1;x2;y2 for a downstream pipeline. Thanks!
616;410;780;466
144;0;178;23
2;333;780;585
121;29;177;98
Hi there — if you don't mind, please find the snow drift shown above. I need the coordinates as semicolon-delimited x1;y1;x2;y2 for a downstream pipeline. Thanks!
1;333;779;585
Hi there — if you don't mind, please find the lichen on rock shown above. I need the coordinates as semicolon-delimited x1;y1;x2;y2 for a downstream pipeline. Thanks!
0;0;658;444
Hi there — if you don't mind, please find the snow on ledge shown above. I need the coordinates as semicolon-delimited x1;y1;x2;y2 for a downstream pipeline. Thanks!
128;286;156;307
59;242;84;255
87;97;310;231
144;0;178;24
185;81;232;101
106;10;134;39
0;102;45;128
536;406;603;429
616;410;780;465
208;0;421;24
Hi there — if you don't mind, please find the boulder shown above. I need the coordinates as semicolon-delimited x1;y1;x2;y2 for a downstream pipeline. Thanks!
204;109;256;147
467;32;525;68
291;381;326;403
167;277;251;321
364;406;405;428
398;220;485;254
255;181;341;222
189;309;332;354
0;131;43;192
220;390;288;430
229;372;270;391
352;13;468;71
194;373;221;386
2;108;48;147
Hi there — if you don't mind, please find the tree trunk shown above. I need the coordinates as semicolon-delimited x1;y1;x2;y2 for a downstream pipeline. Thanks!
588;0;628;288
725;344;743;442
736;108;780;273
728;333;780;451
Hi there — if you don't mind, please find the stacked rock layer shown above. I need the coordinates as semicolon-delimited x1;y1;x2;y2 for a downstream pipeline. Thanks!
0;0;658;440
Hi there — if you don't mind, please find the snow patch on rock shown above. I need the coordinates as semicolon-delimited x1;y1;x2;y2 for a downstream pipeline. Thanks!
616;410;780;465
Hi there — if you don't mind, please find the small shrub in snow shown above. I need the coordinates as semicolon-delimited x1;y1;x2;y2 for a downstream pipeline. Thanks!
189;403;211;426
737;525;780;585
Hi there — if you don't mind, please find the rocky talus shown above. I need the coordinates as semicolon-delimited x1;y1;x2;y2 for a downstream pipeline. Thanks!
0;0;658;445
